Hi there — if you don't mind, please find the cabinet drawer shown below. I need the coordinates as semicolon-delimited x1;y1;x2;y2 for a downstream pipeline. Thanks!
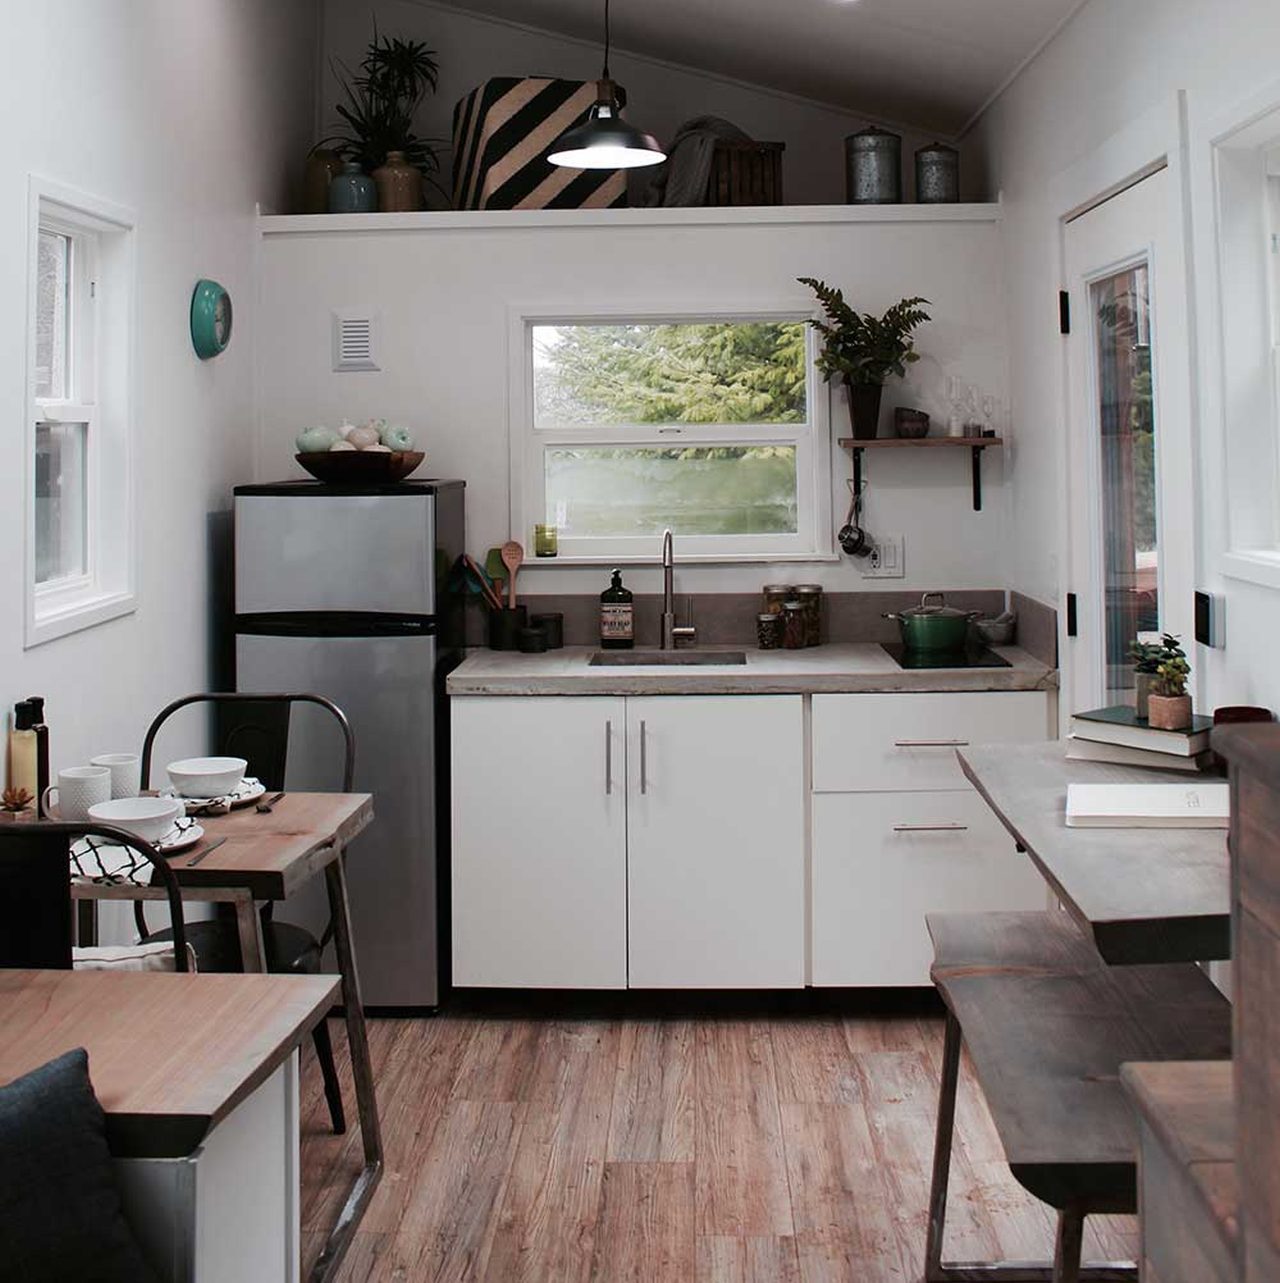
812;691;1049;793
811;790;1047;986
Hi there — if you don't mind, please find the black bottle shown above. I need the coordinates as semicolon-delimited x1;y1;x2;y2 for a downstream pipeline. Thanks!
599;569;635;650
26;696;49;818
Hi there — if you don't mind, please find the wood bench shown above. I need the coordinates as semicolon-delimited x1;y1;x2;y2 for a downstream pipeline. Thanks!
924;910;1232;1283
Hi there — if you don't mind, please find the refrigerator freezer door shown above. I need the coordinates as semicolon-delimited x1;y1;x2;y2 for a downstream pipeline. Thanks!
235;630;440;1007
236;492;436;616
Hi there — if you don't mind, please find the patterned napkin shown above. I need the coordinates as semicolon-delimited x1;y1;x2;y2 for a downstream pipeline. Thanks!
69;816;201;885
161;776;262;816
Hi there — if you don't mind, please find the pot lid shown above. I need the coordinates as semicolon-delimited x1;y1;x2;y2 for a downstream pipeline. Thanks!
899;592;970;619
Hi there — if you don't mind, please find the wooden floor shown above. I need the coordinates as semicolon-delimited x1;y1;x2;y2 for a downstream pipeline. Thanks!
300;1008;1137;1282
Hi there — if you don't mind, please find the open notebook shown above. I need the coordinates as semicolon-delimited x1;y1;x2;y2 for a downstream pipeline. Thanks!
1065;782;1230;829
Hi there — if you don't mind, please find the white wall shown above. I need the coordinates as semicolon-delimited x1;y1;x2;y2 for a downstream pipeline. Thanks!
970;0;1280;714
255;208;1010;597
319;0;969;208
2;1;317;783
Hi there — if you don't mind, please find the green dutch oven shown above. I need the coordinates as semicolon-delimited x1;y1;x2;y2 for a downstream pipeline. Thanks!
883;592;980;653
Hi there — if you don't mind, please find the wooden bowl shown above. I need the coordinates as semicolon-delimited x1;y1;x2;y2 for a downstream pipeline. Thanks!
296;449;425;484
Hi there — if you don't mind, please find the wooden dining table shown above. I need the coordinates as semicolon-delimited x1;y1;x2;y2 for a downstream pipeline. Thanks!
70;790;380;1283
958;743;1231;964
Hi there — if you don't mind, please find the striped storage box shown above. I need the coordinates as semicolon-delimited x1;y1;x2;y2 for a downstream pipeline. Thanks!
452;78;628;211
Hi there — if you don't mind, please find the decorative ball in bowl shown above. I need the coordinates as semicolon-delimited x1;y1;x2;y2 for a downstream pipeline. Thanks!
296;449;425;484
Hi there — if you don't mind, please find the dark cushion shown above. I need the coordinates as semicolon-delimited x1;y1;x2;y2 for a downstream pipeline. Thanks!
0;1048;160;1283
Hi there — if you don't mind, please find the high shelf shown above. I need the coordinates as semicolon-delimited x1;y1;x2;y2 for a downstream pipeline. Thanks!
838;436;1003;511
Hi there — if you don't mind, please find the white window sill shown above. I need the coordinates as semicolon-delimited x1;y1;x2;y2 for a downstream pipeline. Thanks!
1220;549;1280;592
26;589;136;649
520;552;841;568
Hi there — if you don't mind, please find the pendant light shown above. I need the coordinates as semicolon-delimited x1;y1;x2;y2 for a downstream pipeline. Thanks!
548;0;666;170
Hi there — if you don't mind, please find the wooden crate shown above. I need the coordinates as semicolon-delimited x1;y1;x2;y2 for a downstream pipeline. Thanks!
709;140;785;206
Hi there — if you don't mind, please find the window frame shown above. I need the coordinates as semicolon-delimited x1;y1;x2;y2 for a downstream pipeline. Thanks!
509;305;833;564
26;177;137;647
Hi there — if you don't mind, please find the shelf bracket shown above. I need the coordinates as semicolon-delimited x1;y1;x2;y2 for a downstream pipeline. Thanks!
853;446;865;503
972;445;984;511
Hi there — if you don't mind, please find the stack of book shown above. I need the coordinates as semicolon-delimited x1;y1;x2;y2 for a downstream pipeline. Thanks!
1067;705;1214;772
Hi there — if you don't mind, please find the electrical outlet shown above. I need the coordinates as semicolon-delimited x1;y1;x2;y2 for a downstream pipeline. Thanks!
860;534;905;578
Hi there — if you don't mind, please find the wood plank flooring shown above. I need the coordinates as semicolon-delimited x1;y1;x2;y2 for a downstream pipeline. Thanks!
299;1010;1137;1282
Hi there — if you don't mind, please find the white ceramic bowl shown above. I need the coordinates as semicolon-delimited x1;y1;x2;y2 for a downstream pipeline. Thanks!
88;796;186;844
166;756;247;798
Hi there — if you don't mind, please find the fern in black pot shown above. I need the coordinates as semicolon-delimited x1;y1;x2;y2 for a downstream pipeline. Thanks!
799;278;931;440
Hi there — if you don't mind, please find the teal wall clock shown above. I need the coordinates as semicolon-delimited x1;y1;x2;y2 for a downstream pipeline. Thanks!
190;278;232;359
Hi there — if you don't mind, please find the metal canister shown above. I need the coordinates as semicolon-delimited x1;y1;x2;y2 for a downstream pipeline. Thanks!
793;584;824;647
915;142;960;204
845;127;902;204
763;584;794;615
782;601;806;650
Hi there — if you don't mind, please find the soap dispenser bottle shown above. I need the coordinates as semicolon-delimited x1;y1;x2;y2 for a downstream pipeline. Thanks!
8;700;39;805
599;569;635;650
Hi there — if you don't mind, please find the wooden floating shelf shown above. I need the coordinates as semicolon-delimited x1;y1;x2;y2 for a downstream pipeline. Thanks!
838;436;1003;511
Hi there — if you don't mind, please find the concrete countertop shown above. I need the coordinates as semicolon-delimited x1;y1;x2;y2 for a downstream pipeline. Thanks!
447;643;1058;697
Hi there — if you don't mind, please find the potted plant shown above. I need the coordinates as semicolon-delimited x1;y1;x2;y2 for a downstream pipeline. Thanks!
319;28;447;211
1130;633;1183;719
1148;652;1192;730
798;277;931;440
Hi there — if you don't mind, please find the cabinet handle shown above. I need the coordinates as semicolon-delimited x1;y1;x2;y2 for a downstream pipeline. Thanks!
892;823;969;833
893;739;970;748
640;720;648;795
605;720;613;796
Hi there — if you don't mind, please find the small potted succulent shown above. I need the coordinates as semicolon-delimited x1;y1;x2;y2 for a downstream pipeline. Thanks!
1148;652;1193;730
1131;633;1184;720
798;277;931;440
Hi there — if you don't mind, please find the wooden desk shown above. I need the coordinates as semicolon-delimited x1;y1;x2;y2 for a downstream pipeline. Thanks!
958;744;1230;964
70;792;380;1283
0;968;336;1157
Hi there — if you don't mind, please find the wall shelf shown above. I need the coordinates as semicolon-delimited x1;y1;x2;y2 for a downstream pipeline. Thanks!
838;436;1004;512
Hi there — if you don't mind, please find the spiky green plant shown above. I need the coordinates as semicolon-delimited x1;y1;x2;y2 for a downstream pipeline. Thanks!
798;278;931;387
1154;655;1190;698
319;28;447;199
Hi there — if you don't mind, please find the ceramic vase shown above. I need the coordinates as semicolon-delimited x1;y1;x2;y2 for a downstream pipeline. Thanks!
1135;672;1154;720
373;151;423;212
329;161;377;214
1147;692;1192;731
845;380;885;441
302;149;344;214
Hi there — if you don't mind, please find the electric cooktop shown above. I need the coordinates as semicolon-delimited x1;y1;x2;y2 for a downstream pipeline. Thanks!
881;643;1012;670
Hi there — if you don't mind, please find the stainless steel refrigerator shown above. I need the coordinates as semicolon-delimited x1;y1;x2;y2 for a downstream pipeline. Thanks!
233;479;465;1010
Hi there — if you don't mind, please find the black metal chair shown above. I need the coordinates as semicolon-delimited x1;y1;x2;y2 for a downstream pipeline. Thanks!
135;692;355;1134
0;820;189;971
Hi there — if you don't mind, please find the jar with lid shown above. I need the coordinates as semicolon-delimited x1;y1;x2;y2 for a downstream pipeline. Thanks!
763;584;793;615
756;612;784;650
782;601;806;650
793;584;823;647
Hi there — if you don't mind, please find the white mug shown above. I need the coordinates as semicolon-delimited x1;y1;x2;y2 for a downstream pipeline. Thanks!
90;753;141;800
43;766;112;821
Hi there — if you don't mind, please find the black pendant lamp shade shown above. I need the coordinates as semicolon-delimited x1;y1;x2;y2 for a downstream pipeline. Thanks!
548;1;665;170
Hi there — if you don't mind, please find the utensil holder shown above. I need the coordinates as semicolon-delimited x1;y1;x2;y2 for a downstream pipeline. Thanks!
488;606;528;651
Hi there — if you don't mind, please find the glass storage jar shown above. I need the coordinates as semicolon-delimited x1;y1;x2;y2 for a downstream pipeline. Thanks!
782;601;806;650
793;584;823;647
763;584;794;616
756;612;784;650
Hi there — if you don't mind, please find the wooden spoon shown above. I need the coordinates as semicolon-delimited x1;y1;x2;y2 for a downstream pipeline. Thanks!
501;540;524;610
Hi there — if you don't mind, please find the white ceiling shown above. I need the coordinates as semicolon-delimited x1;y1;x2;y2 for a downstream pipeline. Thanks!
436;0;1088;136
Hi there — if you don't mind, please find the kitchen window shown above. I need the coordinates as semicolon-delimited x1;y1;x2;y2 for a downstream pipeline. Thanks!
27;180;136;646
512;312;832;562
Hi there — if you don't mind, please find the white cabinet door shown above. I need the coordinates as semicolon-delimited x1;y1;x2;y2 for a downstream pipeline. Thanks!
812;790;1047;986
452;696;627;988
626;696;805;989
811;691;1051;793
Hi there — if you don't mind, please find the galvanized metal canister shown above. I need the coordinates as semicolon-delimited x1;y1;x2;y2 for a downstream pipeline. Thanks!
845;127;902;204
915;142;960;203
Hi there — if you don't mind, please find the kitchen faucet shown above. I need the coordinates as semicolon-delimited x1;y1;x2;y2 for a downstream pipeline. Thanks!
660;528;697;649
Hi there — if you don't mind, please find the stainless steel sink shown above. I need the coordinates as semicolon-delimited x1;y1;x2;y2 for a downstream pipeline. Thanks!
589;650;748;667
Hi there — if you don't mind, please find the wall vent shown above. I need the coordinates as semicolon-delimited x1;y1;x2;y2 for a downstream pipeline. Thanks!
331;310;379;372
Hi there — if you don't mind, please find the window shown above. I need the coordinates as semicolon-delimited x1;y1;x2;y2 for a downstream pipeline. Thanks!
27;180;135;646
514;313;831;561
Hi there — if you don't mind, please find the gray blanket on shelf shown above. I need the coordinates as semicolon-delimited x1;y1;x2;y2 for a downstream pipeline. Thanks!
631;116;755;208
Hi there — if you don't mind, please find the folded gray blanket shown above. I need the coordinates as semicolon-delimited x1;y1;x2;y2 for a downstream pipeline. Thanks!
631;115;755;207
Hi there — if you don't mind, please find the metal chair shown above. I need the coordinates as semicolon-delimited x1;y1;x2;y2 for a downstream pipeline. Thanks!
136;692;355;1134
0;820;189;971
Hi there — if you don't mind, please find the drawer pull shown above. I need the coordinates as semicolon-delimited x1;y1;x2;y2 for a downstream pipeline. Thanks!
892;823;969;833
640;720;648;795
605;720;613;796
893;739;970;748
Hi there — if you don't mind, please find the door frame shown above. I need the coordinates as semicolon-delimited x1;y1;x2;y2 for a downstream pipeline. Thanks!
1048;93;1199;727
